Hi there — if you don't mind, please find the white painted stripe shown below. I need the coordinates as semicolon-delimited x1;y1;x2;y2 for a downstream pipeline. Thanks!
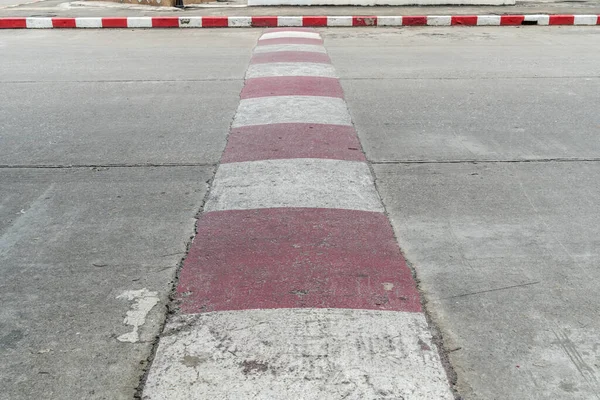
233;96;351;128
75;17;102;28
254;44;327;54
574;15;598;25
278;16;303;27
378;16;403;26
427;16;452;26
143;309;454;399
524;14;549;25
127;17;152;28
477;15;501;25
228;16;252;27
179;17;203;28
260;31;321;40
26;18;53;29
204;159;383;213
327;16;353;26
246;62;336;79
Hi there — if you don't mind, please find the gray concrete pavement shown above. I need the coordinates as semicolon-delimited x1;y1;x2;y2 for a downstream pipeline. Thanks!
0;30;257;400
329;27;600;399
1;30;256;166
2;25;600;400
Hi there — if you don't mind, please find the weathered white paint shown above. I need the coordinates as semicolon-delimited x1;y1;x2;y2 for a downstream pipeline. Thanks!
574;15;598;25
427;16;452;26
247;62;337;79
26;18;53;29
116;288;159;343
254;44;327;54
327;16;353;27
75;18;102;28
233;96;351;127
204;158;384;213
228;16;252;27
178;17;203;28
477;15;501;26
127;17;152;28
378;16;403;26
277;16;303;27
259;31;322;40
143;309;454;399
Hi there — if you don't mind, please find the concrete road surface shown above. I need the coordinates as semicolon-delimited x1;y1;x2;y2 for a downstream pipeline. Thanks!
0;29;259;400
1;26;599;400
328;27;600;399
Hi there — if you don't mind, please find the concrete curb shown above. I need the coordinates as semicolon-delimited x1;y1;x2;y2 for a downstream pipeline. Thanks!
1;14;599;28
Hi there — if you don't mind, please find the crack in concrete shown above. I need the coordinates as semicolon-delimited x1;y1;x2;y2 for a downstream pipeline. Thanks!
0;163;217;169
371;158;600;164
438;281;541;300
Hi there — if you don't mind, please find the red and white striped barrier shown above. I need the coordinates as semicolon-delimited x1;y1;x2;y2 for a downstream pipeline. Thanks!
141;27;454;399
0;14;599;29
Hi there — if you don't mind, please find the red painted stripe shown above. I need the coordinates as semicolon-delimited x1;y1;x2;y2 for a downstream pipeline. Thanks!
102;17;128;28
251;51;331;65
403;16;427;26
52;18;76;28
202;16;228;27
353;16;377;26
241;77;343;99
221;123;366;163
0;18;26;28
152;17;179;28
303;16;328;27
452;15;478;26
500;15;525;25
549;15;575;25
252;16;278;27
177;208;421;313
258;37;323;46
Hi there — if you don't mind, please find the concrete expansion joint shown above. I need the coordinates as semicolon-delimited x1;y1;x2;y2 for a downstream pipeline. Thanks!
0;163;218;169
370;157;600;164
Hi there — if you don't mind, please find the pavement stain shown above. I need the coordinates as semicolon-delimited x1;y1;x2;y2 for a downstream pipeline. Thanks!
241;359;269;375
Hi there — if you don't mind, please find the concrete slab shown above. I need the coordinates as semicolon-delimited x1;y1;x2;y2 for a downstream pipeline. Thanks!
0;29;256;400
373;162;600;400
0;166;213;400
0;30;259;82
0;30;259;166
331;26;600;399
327;27;600;162
0;81;241;165
339;77;600;162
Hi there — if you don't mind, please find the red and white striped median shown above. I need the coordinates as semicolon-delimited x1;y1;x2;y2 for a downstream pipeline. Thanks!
142;28;453;399
0;14;599;29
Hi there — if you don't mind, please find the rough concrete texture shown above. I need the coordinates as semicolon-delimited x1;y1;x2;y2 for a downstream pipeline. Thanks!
0;167;212;400
246;62;337;78
204;158;384;212
0;30;256;400
331;27;600;399
233;96;351;126
143;309;453;399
